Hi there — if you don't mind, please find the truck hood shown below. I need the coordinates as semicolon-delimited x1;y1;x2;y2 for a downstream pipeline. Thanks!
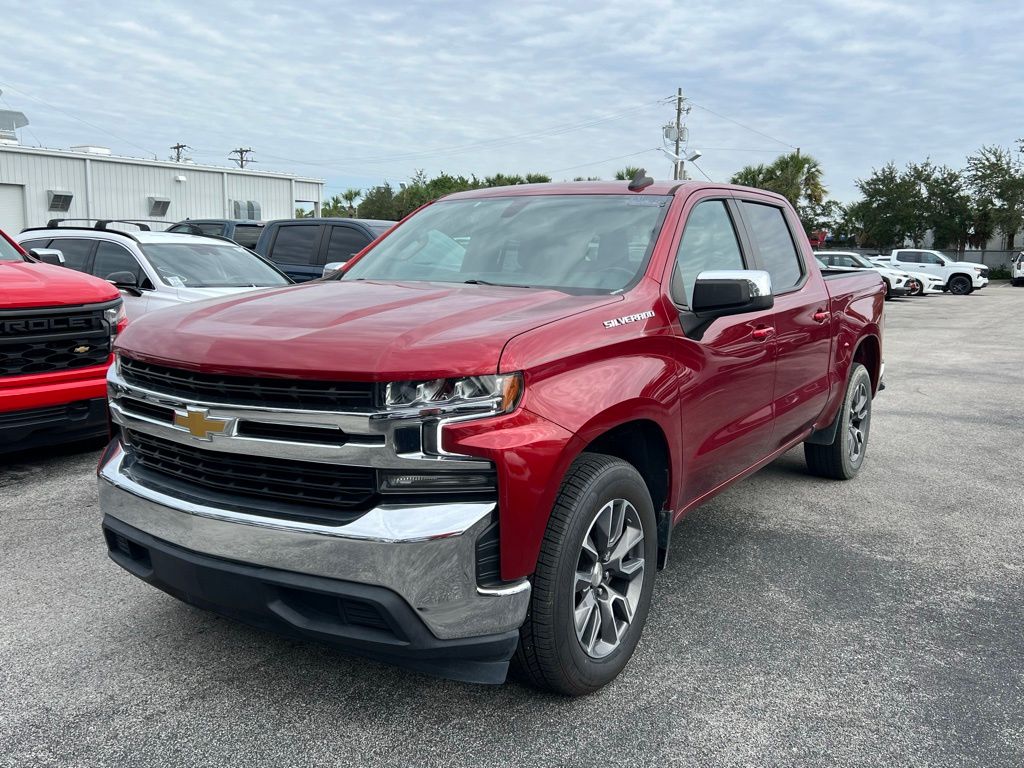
115;279;621;380
173;285;272;302
0;261;120;309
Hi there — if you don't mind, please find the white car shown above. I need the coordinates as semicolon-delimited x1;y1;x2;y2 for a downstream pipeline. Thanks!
1012;252;1023;287
874;249;988;295
814;250;920;298
18;222;292;319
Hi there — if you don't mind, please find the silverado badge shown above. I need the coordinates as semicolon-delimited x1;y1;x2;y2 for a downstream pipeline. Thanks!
603;310;655;329
173;407;230;441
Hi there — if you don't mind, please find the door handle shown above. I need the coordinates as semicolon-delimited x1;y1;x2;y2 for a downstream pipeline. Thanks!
752;326;775;341
812;310;830;323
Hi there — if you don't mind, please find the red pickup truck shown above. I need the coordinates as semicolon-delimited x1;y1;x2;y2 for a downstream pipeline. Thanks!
98;180;884;694
1;228;125;451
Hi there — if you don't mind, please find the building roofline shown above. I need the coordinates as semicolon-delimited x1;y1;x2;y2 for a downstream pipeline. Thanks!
0;143;324;184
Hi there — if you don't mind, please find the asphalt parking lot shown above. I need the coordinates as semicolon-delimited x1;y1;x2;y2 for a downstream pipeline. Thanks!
1;284;1021;768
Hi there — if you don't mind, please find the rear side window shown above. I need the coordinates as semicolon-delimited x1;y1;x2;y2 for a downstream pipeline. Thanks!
898;252;921;263
672;200;745;305
269;225;319;265
232;224;263;249
93;241;143;282
325;226;370;263
740;202;803;292
47;238;96;272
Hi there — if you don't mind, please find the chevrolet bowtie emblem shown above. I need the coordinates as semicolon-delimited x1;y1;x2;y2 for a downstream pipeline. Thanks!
173;407;230;440
73;345;91;353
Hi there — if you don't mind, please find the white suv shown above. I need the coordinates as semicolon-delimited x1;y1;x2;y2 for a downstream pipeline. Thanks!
1012;252;1023;287
18;221;292;319
879;249;989;295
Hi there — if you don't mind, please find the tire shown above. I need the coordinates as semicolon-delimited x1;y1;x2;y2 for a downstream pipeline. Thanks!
948;274;973;295
907;280;922;296
514;453;657;696
804;363;872;480
883;280;892;300
1012;278;1023;287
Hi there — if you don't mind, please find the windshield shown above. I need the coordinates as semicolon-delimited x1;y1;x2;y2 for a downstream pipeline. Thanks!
848;253;876;268
0;233;25;262
343;195;672;292
140;242;290;288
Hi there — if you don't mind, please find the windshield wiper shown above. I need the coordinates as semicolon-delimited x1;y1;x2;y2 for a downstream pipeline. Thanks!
462;279;533;288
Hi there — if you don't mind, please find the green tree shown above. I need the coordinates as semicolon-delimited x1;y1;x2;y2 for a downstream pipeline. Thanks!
356;183;398;220
614;166;644;180
965;144;1024;249
851;162;927;249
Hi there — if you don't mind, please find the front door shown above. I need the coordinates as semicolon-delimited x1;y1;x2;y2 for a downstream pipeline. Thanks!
667;195;778;504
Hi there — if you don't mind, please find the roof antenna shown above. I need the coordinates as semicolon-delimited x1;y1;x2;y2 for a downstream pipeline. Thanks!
628;168;654;192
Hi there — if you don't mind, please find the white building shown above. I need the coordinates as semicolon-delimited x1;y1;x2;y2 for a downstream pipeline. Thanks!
0;141;323;234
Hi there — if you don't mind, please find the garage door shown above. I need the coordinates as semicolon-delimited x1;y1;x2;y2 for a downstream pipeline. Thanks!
0;184;25;233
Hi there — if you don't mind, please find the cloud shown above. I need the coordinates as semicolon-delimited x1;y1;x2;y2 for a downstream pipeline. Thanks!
1;0;1022;201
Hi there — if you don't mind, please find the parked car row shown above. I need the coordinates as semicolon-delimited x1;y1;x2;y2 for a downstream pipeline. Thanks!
1012;252;1024;286
168;216;396;282
814;248;989;298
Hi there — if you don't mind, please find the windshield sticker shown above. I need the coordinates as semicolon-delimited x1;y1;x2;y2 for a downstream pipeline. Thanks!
166;276;185;287
603;310;655;329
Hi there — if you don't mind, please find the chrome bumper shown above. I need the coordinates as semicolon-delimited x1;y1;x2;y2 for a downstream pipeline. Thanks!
98;442;530;640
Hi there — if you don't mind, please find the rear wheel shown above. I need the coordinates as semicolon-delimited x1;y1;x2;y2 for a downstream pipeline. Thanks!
948;274;973;295
804;363;872;480
514;453;657;696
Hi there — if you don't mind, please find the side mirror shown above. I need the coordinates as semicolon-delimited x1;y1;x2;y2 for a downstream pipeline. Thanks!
105;271;143;297
323;260;348;277
691;270;773;319
30;248;65;266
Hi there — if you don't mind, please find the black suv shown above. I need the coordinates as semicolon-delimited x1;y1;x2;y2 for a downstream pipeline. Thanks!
254;218;395;282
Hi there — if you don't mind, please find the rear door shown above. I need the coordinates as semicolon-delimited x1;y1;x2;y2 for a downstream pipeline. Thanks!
666;193;778;502
322;224;373;270
44;237;98;273
737;197;833;451
265;223;323;282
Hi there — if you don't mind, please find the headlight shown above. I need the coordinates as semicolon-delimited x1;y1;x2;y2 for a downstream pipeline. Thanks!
974;267;983;274
384;373;523;416
104;303;126;336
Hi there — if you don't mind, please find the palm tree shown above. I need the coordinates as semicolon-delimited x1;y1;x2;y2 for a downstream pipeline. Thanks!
730;152;825;209
341;188;362;216
614;166;644;180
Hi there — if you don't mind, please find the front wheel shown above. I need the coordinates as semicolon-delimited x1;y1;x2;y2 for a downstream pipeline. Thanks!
907;280;922;296
804;363;872;480
948;275;973;295
514;454;657;696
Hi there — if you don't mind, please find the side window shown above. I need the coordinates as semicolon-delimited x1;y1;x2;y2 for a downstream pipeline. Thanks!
325;226;370;263
93;241;143;282
899;252;921;263
47;238;96;272
920;252;943;265
740;202;803;292
232;225;263;249
269;225;319;265
20;238;51;252
832;254;856;267
672;200;745;306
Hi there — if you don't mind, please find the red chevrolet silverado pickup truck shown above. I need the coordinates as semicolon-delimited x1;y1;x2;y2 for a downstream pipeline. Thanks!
98;180;884;694
1;228;125;451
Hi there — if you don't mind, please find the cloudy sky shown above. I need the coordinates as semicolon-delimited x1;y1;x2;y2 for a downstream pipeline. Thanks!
1;0;1022;202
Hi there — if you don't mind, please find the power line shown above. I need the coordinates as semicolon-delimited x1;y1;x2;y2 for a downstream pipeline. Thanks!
689;160;714;182
688;100;798;150
256;97;673;169
0;79;158;158
546;148;660;175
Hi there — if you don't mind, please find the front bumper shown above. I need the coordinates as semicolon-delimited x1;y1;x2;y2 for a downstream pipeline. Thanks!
0;397;108;452
98;442;531;681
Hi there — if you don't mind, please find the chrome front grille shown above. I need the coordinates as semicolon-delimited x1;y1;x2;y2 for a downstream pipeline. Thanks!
107;357;492;524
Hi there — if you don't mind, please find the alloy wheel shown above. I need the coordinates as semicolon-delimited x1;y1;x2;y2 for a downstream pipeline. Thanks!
949;276;971;295
847;379;870;463
573;498;646;659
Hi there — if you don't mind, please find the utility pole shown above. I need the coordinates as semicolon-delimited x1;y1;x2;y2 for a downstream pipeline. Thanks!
673;88;683;180
170;142;190;162
229;147;254;168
